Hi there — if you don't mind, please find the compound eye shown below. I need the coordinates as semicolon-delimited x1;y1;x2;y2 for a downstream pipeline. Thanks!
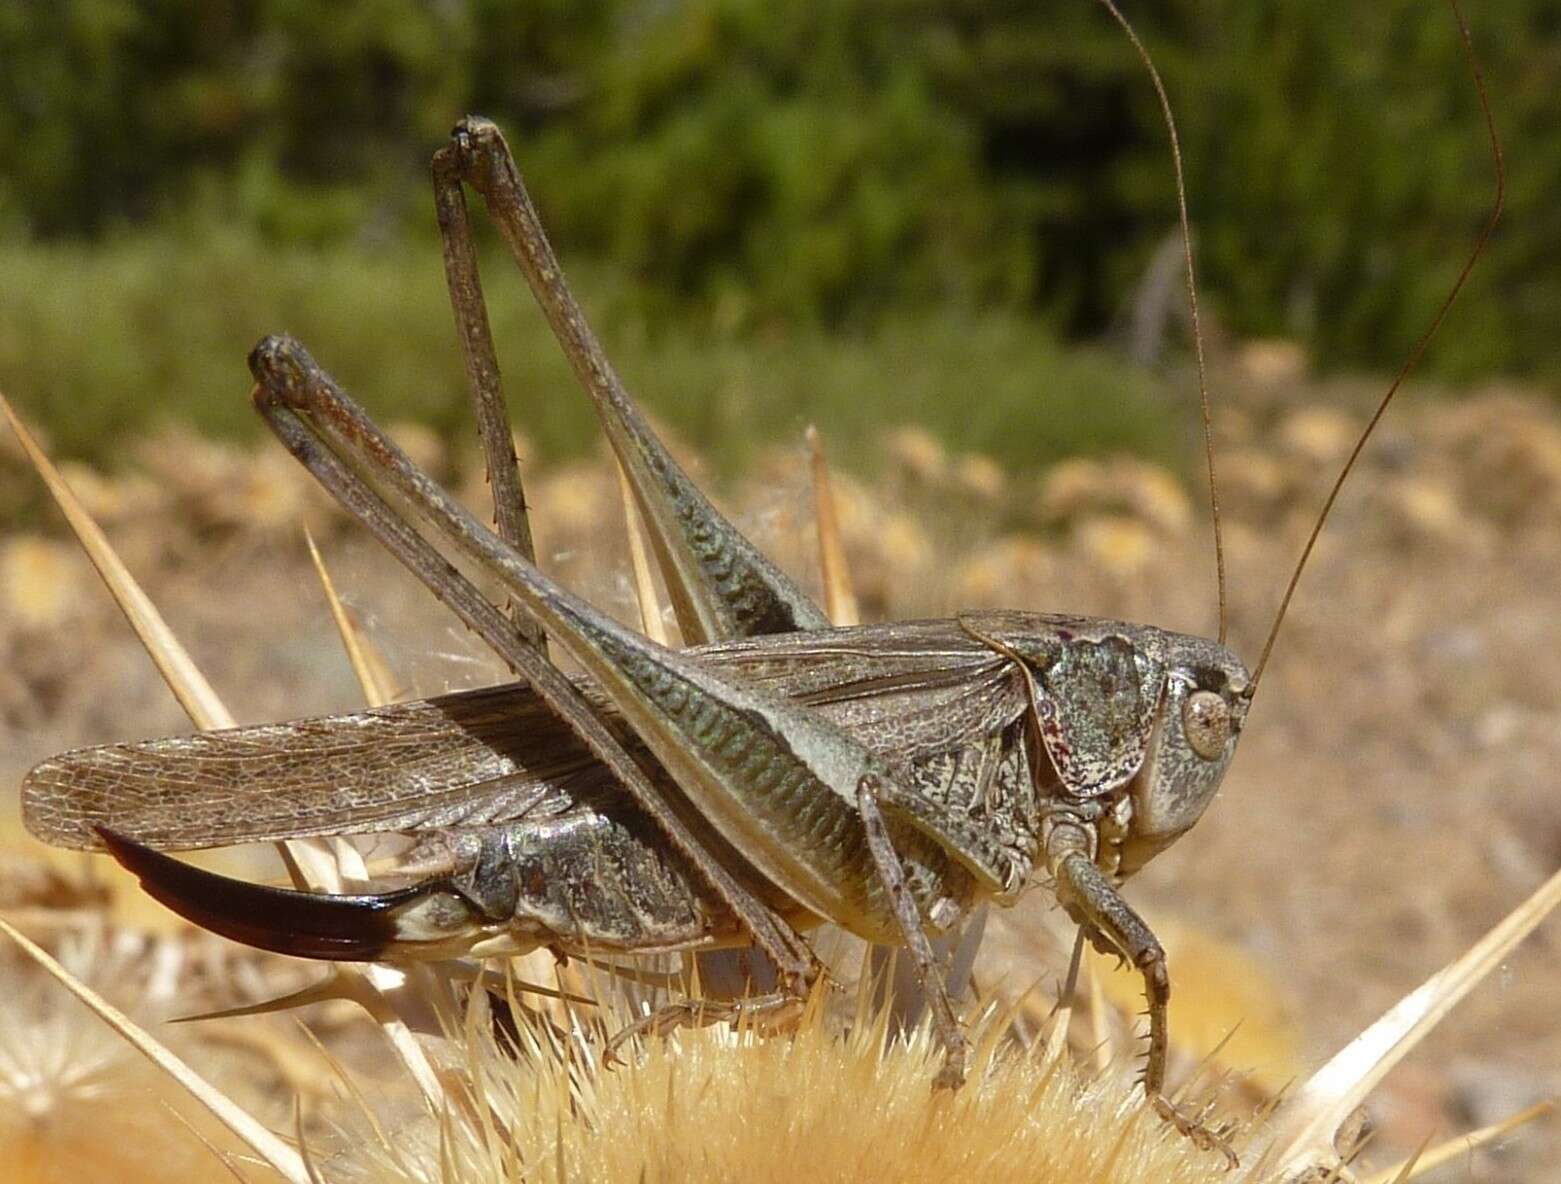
1182;690;1231;761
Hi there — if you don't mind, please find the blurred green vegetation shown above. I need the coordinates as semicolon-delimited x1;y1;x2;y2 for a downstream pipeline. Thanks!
1;0;1556;466
0;227;1180;477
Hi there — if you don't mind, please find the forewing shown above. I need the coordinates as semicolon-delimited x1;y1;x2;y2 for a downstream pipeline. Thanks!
697;619;1003;708
23;620;1010;854
22;681;601;851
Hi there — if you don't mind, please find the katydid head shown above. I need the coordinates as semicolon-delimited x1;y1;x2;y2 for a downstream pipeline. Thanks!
959;611;1248;874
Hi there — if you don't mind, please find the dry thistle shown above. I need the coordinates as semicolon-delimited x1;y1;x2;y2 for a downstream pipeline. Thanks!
339;988;1241;1184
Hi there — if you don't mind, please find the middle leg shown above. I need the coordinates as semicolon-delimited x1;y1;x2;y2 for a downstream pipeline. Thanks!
856;774;969;1090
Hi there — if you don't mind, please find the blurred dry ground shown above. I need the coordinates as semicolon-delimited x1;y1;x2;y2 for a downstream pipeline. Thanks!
2;347;1559;1177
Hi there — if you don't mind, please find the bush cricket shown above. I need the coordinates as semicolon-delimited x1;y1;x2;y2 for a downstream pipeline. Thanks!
16;1;1503;1164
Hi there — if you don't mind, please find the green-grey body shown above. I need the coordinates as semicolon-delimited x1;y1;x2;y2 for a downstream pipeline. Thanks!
24;613;1247;957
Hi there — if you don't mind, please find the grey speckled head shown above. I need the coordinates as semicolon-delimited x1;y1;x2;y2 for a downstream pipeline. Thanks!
960;610;1250;872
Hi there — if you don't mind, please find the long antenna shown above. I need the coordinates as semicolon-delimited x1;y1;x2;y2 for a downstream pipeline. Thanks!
1248;0;1505;697
1095;0;1227;644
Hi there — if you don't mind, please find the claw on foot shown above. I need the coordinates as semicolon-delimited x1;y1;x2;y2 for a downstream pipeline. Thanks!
932;1057;967;1092
1153;1094;1240;1169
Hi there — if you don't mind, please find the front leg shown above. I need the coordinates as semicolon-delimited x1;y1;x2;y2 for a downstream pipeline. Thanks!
856;774;969;1090
1052;846;1238;1166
